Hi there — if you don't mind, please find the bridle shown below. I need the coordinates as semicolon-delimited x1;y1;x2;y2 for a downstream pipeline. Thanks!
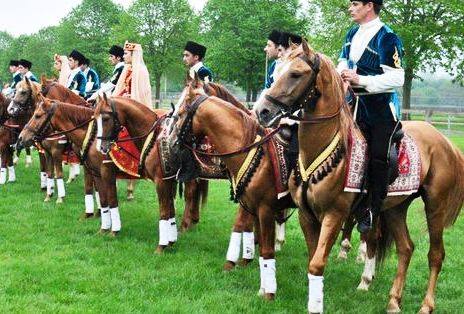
96;99;122;144
9;88;35;117
23;101;57;141
264;53;341;124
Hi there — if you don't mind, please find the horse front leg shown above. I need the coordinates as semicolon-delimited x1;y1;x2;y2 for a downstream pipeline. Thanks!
181;180;199;232
39;151;47;190
155;179;177;253
53;145;65;204
44;150;55;202
25;146;32;167
257;204;276;301
307;210;346;314
83;167;95;218
0;150;7;185
357;224;379;291
337;214;356;260
224;205;255;271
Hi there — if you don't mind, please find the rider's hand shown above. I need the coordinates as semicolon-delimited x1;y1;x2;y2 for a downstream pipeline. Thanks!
341;69;360;85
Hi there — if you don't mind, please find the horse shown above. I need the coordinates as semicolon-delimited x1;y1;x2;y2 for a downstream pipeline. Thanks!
254;41;464;313
16;96;208;248
167;81;296;300
0;93;17;184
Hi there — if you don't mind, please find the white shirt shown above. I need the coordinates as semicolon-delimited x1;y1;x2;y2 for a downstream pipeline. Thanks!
189;61;204;79
13;70;20;78
337;17;404;93
66;68;81;88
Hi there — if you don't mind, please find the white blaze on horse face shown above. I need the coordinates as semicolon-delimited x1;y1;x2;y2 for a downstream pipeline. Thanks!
7;100;14;115
96;115;103;152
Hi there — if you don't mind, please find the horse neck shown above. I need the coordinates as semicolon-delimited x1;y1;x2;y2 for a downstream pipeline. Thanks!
48;87;86;106
117;99;158;149
206;84;250;114
195;99;257;175
51;103;93;148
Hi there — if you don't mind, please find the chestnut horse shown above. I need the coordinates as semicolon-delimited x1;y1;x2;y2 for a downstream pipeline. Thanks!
254;42;464;313
0;93;16;184
168;83;296;300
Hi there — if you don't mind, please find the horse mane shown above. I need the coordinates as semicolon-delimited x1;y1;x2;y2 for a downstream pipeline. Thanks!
46;83;88;107
54;100;94;126
204;83;251;115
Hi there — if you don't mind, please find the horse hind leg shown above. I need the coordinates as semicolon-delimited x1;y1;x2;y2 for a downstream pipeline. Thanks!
155;180;176;253
337;214;356;260
274;209;287;252
25;147;32;167
53;147;65;204
181;180;199;232
357;224;379;291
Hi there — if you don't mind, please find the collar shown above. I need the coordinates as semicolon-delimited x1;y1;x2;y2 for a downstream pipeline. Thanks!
115;62;124;69
189;61;204;78
13;70;20;77
83;68;90;76
25;71;34;78
358;17;382;31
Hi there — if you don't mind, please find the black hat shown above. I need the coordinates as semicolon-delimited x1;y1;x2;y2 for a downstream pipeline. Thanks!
184;41;207;59
83;58;90;66
69;49;86;64
18;59;32;69
279;32;303;48
268;30;282;45
9;60;19;67
351;0;383;4
109;45;124;59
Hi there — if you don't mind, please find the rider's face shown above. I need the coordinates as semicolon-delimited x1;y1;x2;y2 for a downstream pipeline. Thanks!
9;65;17;74
183;51;199;67
123;50;132;64
53;60;62;71
349;1;371;24
264;40;279;59
17;65;27;75
109;55;120;65
68;57;78;70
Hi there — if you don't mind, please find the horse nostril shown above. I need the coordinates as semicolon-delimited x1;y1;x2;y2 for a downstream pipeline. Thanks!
261;108;270;119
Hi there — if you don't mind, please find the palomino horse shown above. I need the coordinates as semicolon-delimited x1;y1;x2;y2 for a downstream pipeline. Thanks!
254;41;464;313
168;83;295;300
92;94;209;247
16;96;207;248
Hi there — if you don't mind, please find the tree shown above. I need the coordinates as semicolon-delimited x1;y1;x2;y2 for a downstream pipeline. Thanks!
0;31;14;84
306;0;464;118
202;0;307;101
113;0;197;108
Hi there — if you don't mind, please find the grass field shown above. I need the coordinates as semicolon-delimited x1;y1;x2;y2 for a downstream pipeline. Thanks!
0;139;463;313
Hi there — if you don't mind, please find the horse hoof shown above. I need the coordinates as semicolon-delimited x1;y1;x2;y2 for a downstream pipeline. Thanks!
168;241;176;247
357;279;370;291
386;298;401;313
223;261;236;271
257;288;265;297
44;196;51;202
98;228;110;235
155;245;167;254
418;304;433;314
110;231;119;237
84;213;94;219
338;250;348;260
56;197;64;204
263;293;275;301
127;193;134;201
239;258;253;267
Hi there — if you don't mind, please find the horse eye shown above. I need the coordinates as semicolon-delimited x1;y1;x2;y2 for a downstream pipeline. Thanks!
291;72;302;79
102;116;110;122
34;113;41;118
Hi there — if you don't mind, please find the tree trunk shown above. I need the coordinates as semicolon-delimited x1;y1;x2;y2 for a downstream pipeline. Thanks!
155;74;161;109
402;66;413;120
251;89;258;102
246;87;251;102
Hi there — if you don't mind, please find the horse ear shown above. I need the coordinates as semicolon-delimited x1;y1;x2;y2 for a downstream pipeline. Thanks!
193;71;201;88
302;39;311;56
40;75;47;85
25;76;31;87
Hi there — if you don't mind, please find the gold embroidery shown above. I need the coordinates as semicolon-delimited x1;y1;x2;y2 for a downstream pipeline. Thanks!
393;47;401;68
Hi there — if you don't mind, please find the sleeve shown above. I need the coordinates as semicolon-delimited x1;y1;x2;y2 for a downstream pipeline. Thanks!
198;67;213;83
92;70;100;90
379;32;404;69
336;29;353;74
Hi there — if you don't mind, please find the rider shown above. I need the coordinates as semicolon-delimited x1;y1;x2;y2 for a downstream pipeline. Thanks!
273;32;302;79
67;50;88;98
88;45;125;101
18;59;38;82
337;0;405;233
53;54;71;86
183;41;213;82
80;58;100;100
9;60;22;95
264;30;282;89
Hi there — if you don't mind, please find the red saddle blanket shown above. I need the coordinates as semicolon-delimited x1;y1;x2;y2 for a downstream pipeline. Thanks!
108;127;141;179
344;132;421;196
266;130;290;198
61;137;80;164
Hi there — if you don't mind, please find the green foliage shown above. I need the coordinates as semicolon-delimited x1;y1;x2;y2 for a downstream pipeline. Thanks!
202;0;307;98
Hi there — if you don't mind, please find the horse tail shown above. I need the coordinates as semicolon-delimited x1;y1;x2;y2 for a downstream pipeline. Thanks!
198;179;209;209
376;212;394;266
444;146;464;228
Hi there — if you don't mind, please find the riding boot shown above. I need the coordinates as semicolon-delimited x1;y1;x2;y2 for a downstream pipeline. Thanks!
357;158;389;233
287;124;299;172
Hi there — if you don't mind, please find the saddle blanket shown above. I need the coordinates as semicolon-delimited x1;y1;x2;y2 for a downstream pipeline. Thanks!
344;133;421;196
266;130;290;199
108;127;141;179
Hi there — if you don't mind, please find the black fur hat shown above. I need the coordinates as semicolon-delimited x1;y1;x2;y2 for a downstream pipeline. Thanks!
18;59;32;69
109;45;124;59
68;49;86;65
9;60;19;67
184;41;207;59
268;30;282;45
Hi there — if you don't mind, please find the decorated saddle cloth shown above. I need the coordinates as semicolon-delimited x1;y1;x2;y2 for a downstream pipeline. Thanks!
108;127;140;179
156;118;227;180
62;143;80;164
265;129;290;199
344;132;421;196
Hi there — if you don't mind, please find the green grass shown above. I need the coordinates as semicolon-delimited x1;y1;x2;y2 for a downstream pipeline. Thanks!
0;138;463;313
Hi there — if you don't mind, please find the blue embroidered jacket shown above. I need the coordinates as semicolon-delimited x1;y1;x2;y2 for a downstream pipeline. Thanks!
197;65;213;82
11;72;22;89
86;68;100;94
265;60;277;89
68;71;87;98
339;25;404;123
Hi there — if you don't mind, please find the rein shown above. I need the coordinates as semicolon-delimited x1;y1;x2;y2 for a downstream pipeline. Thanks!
116;114;166;143
45;116;95;140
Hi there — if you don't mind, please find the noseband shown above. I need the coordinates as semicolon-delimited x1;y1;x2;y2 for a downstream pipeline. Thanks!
96;99;123;143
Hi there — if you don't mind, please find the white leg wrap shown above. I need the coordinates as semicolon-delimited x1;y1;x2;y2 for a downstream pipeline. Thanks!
356;241;367;264
85;194;95;214
260;258;277;294
68;165;75;179
95;192;101;210
47;178;55;195
73;164;80;176
56;178;65;198
276;222;286;242
226;232;241;263
168;217;177;243
357;256;376;291
40;172;47;188
7;166;15;182
0;168;6;184
242;232;255;260
110;207;121;232
308;274;324;313
158;219;170;246
100;207;111;230
26;155;32;164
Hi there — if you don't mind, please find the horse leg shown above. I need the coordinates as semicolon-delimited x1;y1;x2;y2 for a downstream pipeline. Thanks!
155;180;176;253
25;147;32;167
44;150;55;202
307;210;346;314
39;152;47;190
357;224;379;291
181;180;199;232
53;146;65;204
0;151;6;185
383;200;415;314
107;167;120;236
274;209;287;252
338;214;356;260
83;167;95;218
5;148;15;183
257;204;276;300
127;179;135;200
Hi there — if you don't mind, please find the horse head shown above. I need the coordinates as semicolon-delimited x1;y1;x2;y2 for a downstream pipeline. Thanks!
8;77;42;117
254;40;325;127
16;97;57;149
94;93;122;155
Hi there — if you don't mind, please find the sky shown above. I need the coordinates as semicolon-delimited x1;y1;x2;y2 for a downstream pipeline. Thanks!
0;0;207;37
